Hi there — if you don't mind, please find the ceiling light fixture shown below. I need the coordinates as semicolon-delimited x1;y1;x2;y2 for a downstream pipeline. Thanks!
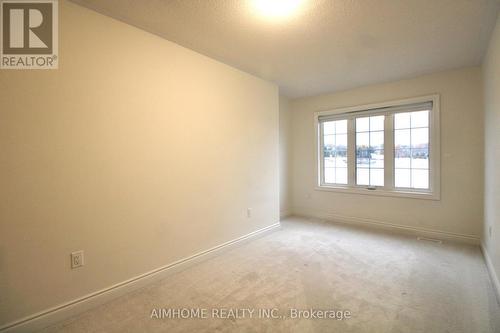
252;0;304;20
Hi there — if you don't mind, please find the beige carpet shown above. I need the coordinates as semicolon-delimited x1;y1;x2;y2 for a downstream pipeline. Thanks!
41;216;500;332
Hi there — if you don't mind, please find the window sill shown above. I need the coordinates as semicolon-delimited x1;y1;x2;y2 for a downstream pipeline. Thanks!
315;185;440;200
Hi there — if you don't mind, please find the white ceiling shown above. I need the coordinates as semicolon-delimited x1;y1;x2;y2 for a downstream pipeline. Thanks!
71;0;500;98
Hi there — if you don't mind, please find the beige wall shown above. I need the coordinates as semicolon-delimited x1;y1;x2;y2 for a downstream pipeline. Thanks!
290;67;484;238
279;95;292;218
0;1;278;326
483;14;500;289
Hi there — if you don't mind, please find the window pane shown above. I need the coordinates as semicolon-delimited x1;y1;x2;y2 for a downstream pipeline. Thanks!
336;120;347;134
336;168;348;184
412;169;429;189
356;117;369;132
356;156;369;168
395;169;411;188
370;169;384;186
356;115;385;186
356;132;369;147
336;134;347;148
370;131;384;149
370;116;384;131
411;128;428;149
356;132;370;167
395;149;411;168
324;134;335;146
323;121;336;135
371;152;384;168
324;146;334;158
394;129;410;149
357;168;369;185
411;149;429;169
394;109;430;191
322;119;349;185
394;112;411;129
336;149;347;168
325;168;335;184
324;157;335;167
411;110;429;128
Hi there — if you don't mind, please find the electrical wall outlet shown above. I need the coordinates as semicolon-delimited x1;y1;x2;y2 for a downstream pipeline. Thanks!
247;208;252;218
71;250;84;269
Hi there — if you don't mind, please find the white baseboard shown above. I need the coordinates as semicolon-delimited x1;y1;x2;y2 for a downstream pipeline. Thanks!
294;208;480;244
0;222;281;333
480;242;500;304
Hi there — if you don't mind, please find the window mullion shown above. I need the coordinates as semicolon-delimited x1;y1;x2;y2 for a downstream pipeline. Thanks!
347;118;356;186
384;113;394;190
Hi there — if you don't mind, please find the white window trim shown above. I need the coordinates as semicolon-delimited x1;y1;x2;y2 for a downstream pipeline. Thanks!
314;94;441;200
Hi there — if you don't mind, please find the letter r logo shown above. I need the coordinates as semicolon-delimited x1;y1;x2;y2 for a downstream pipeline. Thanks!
2;1;53;54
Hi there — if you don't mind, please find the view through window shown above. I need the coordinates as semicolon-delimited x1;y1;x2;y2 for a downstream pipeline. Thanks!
317;98;438;198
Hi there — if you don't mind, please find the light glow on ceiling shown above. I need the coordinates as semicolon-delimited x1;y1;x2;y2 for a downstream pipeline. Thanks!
252;0;304;20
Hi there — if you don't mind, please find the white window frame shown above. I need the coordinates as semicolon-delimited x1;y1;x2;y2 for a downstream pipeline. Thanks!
314;94;440;200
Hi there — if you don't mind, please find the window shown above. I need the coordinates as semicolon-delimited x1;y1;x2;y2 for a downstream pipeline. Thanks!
316;95;440;199
356;115;384;186
394;111;429;189
321;119;348;185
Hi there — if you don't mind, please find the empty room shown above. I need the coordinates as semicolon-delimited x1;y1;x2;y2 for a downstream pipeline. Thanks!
1;0;500;332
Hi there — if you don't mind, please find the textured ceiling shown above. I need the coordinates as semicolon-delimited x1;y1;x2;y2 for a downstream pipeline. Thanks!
71;0;500;98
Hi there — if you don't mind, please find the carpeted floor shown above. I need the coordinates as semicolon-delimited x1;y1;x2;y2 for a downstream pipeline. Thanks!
41;216;500;332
